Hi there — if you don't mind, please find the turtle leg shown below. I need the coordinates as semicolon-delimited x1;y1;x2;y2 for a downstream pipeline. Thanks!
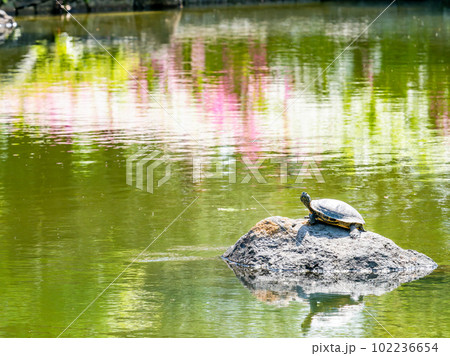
349;224;361;239
308;213;317;225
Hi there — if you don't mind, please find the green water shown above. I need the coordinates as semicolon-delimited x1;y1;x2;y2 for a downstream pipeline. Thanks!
0;3;449;337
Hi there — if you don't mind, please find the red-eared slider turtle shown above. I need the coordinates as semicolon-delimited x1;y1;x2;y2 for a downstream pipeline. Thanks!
300;192;366;238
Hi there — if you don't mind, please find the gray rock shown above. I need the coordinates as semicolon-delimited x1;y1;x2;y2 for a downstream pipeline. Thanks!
222;216;438;274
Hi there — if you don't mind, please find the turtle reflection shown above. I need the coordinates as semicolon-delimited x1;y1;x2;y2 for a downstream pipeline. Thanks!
299;293;363;335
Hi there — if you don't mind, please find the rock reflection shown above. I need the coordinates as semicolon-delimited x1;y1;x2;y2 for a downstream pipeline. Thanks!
224;260;435;335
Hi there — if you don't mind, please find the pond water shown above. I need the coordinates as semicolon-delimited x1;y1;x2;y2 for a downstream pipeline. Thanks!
0;3;449;337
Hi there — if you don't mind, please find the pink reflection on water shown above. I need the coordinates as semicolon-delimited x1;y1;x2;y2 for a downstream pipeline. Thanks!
429;90;449;136
0;34;300;156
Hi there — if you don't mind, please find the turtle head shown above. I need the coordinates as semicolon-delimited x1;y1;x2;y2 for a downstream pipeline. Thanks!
300;192;312;210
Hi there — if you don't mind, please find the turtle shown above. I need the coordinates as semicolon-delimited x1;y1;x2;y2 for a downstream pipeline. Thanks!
300;192;366;238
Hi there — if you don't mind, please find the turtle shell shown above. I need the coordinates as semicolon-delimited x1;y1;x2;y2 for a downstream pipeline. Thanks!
310;198;365;225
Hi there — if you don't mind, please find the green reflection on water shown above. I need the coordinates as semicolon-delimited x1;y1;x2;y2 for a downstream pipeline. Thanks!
0;4;449;337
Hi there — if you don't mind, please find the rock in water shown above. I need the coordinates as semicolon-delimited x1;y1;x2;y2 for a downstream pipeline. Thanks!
222;216;437;274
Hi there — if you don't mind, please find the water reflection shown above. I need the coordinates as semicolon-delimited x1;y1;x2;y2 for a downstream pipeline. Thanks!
1;7;449;193
225;261;438;336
